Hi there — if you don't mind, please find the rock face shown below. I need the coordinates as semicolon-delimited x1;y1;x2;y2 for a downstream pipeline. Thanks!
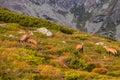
0;0;120;40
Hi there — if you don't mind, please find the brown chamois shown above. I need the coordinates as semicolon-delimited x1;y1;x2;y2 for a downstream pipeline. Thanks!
18;31;33;45
27;38;37;45
103;46;117;56
76;43;84;53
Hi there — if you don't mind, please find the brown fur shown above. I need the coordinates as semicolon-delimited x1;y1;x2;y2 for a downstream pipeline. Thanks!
104;46;117;56
18;32;33;45
27;38;37;45
76;43;83;53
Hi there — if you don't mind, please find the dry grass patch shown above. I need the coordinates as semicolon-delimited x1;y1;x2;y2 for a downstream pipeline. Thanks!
51;57;68;68
92;68;108;74
12;60;31;71
38;65;63;80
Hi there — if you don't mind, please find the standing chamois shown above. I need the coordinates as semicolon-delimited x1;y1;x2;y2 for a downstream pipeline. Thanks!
18;31;33;45
76;42;84;53
103;46;118;56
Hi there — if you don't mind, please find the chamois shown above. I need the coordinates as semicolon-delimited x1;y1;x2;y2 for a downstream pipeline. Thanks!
27;38;37;45
103;46;117;56
76;43;84;53
18;31;33;45
27;38;38;49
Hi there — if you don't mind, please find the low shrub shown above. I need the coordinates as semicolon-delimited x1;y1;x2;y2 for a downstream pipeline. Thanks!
73;34;89;40
65;73;79;80
84;62;104;72
2;23;21;31
108;71;120;77
60;27;74;34
67;56;85;69
93;45;106;54
58;46;78;56
65;70;90;80
14;48;45;65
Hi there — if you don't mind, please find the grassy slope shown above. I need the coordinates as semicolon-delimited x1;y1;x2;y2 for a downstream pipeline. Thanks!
0;7;120;80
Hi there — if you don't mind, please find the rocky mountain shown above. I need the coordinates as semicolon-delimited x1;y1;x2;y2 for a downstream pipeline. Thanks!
0;0;120;40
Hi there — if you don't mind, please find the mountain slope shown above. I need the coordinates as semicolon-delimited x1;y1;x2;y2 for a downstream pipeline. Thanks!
0;7;120;80
0;0;120;40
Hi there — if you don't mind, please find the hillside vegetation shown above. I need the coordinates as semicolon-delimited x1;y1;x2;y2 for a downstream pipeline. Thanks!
0;7;120;80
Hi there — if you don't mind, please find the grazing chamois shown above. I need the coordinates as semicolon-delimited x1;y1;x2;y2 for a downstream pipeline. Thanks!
18;31;33;45
76;43;84;53
27;38;37;45
103;46;117;56
27;38;38;49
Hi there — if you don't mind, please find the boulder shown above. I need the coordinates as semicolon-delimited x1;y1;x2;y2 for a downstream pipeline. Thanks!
37;27;53;37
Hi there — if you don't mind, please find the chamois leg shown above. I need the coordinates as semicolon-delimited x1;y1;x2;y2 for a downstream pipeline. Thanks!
108;52;110;56
81;48;84;53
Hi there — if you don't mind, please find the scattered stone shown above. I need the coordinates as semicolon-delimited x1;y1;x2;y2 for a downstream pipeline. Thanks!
62;41;66;44
18;31;25;34
9;34;15;38
37;27;53;37
95;42;104;46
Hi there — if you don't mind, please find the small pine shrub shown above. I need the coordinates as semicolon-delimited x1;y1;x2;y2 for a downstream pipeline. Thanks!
73;34;89;40
65;73;79;80
0;29;6;34
100;36;116;41
84;62;104;72
65;70;90;80
67;56;85;69
60;27;74;34
108;71;120;77
58;46;78;56
14;48;45;65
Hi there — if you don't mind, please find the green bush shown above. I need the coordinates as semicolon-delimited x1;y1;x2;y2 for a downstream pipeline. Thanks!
100;36;116;41
60;27;74;34
73;34;89;40
0;10;74;34
84;62;103;72
93;45;105;54
66;56;85;69
3;23;21;31
108;71;120;77
0;29;6;34
14;48;45;65
65;73;79;80
58;46;78;55
0;34;17;41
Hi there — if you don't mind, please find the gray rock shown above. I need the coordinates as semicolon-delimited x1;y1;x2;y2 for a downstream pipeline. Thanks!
37;27;53;36
95;42;104;46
